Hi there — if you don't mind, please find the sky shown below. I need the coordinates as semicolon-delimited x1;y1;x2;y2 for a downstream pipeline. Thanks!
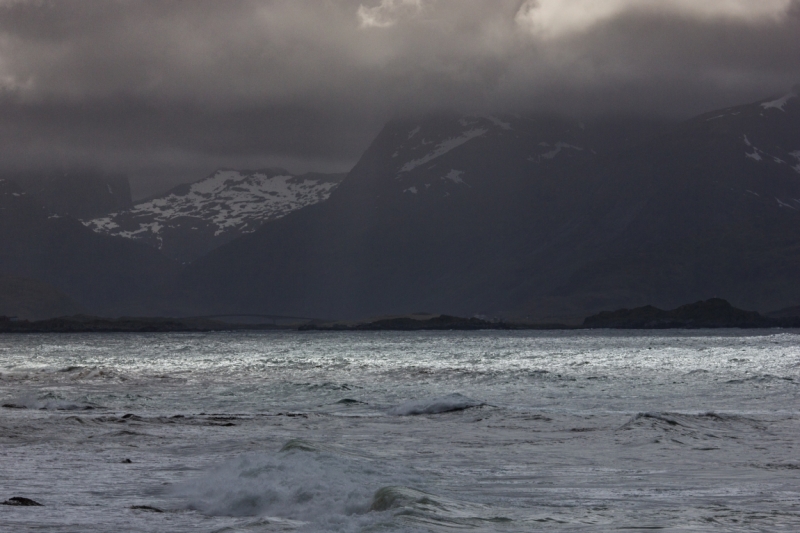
0;0;798;197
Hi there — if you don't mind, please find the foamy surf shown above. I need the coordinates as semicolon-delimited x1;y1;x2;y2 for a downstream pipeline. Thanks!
177;445;391;531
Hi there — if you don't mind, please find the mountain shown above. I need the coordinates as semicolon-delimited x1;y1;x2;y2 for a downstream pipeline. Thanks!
582;299;775;329
179;89;800;320
12;169;132;220
0;178;180;316
542;88;800;317
0;273;85;320
83;169;345;262
178;112;668;319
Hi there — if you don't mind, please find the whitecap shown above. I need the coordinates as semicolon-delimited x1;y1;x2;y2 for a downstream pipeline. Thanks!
175;450;390;531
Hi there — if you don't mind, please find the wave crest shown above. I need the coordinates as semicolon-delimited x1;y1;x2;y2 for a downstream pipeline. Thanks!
388;393;484;416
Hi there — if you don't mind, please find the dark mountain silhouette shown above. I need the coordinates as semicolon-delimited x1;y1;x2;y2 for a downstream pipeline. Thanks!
180;90;800;321
583;299;778;329
0;179;180;316
542;90;800;318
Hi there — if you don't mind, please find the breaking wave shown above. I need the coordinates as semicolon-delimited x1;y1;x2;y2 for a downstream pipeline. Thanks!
176;443;387;531
0;365;128;384
176;439;509;532
371;486;512;529
388;393;484;416
616;411;768;447
2;392;97;411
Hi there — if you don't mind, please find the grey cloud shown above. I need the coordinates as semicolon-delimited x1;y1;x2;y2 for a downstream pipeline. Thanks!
0;0;798;196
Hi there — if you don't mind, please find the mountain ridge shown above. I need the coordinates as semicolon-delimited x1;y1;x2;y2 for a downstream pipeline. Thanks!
84;168;345;262
179;90;800;320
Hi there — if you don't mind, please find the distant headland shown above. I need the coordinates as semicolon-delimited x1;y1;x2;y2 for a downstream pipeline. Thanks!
2;299;798;333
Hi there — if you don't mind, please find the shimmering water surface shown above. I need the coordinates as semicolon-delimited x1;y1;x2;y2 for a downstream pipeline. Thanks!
1;330;799;532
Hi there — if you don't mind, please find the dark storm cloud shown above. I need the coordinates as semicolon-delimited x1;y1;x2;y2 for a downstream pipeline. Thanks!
0;0;798;196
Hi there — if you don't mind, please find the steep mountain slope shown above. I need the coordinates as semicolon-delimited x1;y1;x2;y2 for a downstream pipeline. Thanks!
180;89;800;320
84;169;344;262
0;179;180;316
540;89;800;316
179;114;665;319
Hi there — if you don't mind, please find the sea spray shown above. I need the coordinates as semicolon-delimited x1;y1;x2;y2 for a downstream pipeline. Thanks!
176;444;400;531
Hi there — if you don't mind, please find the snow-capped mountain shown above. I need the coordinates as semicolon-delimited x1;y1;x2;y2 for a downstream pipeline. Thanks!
177;111;666;319
84;169;345;262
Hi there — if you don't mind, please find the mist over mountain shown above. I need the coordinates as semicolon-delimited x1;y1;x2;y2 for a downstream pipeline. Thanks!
11;169;132;220
0;88;797;321
1;2;799;320
0;1;798;193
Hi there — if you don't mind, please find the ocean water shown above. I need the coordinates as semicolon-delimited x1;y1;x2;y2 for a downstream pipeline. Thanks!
1;330;799;532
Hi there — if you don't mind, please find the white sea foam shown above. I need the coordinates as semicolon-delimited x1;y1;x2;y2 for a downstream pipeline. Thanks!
177;448;393;532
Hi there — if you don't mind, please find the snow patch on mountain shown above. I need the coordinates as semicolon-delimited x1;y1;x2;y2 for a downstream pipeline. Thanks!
761;92;797;112
528;141;584;163
790;151;800;174
746;150;763;162
742;137;795;168
399;128;487;173
483;115;512;130
442;169;466;185
83;169;342;252
540;142;583;160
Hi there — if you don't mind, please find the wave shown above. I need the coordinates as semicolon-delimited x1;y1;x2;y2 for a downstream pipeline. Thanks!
277;438;356;457
0;365;129;384
388;393;484;416
371;486;512;528
176;447;386;531
616;411;767;447
178;441;510;532
725;374;795;385
2;392;97;411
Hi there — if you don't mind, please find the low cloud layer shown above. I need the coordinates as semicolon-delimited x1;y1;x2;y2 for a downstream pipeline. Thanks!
0;0;798;196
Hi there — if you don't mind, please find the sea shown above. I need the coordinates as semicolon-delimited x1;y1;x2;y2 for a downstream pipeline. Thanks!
1;330;799;532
